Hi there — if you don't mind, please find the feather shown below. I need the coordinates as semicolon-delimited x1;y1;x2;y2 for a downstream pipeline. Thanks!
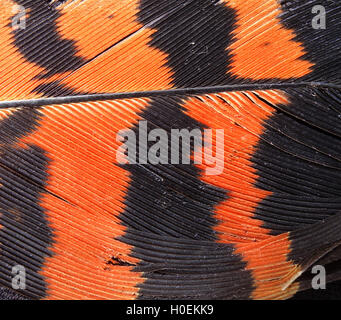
0;0;340;300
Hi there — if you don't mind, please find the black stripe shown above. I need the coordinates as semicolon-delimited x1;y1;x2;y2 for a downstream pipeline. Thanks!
252;88;341;235
122;0;259;298
288;213;341;267
120;96;225;239
138;0;237;87
0;108;53;299
279;0;341;83
12;0;86;78
121;231;253;300
118;95;253;299
33;81;88;97
294;245;341;297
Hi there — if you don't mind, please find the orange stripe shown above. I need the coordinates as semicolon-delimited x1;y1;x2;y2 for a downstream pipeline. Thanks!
223;0;313;80
56;0;141;61
235;234;300;299
19;98;151;299
183;90;288;242
184;90;300;298
62;27;174;94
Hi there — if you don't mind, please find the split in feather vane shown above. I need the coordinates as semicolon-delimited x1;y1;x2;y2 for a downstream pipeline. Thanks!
0;0;340;299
